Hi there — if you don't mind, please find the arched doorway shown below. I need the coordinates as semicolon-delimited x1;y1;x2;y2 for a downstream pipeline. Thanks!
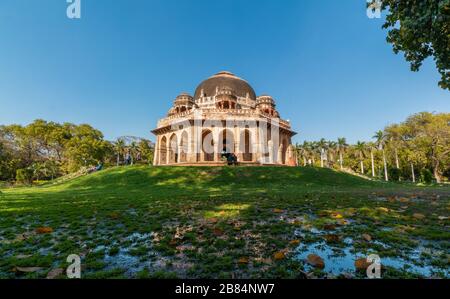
219;129;235;156
179;131;188;163
169;134;178;164
202;130;214;162
160;136;167;165
241;129;253;162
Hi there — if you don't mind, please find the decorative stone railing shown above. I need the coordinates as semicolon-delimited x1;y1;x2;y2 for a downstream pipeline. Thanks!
156;108;291;129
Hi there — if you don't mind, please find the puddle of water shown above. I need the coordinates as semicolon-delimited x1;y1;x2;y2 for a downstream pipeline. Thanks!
103;248;150;276
92;232;156;277
295;239;449;278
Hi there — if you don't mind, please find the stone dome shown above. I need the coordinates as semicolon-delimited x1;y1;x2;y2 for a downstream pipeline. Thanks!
194;71;256;101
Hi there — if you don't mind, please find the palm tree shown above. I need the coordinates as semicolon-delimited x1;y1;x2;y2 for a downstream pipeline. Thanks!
385;124;402;169
295;143;307;166
337;137;348;170
373;130;389;181
114;139;125;166
317;138;328;168
354;141;366;174
367;142;377;177
129;141;138;165
327;141;337;167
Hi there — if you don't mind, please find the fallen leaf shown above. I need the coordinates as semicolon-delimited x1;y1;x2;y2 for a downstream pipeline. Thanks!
273;251;286;261
207;218;218;224
46;268;64;279
213;228;224;236
337;219;350;226
362;234;372;242
14;267;43;273
36;227;53;234
289;240;301;246
413;213;426;220
109;212;120;219
377;207;389;213
273;208;284;214
323;224;336;230
238;257;249;264
324;234;341;243
306;254;325;269
355;258;372;271
331;213;343;219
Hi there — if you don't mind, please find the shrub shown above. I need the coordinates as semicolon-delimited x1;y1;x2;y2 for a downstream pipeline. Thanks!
420;169;433;184
15;168;33;185
388;168;401;182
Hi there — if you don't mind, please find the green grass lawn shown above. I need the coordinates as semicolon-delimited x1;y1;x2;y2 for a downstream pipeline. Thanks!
0;166;448;279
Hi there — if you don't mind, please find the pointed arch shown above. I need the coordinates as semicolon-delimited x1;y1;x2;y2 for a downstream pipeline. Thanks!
240;129;253;162
169;133;178;164
202;129;214;162
179;130;188;163
160;136;167;165
219;129;235;155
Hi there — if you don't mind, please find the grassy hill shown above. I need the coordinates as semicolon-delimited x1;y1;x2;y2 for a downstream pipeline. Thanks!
0;166;448;279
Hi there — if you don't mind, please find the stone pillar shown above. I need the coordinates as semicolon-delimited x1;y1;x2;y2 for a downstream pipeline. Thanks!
254;124;262;164
177;144;183;163
165;134;170;165
277;144;284;165
213;127;220;162
268;140;274;164
236;128;243;162
153;135;159;166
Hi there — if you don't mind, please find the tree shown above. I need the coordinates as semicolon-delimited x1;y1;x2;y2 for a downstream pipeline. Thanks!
327;141;337;168
129;142;138;165
403;112;450;183
367;142;377;177
374;130;389;181
385;124;403;170
372;0;450;90
317;138;328;168
114;139;125;166
138;139;154;165
354;141;367;174
337;137;348;170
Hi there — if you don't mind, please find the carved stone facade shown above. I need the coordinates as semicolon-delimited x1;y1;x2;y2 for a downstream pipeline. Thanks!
151;71;297;166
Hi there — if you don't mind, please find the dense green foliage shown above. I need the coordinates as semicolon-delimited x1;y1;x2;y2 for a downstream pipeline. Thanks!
371;0;450;89
0;120;154;183
0;166;448;279
296;112;450;183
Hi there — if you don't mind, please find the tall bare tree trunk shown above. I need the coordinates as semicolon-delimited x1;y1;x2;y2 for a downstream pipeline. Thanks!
382;149;388;181
411;163;415;183
339;152;343;170
360;153;364;174
433;160;442;184
395;148;400;169
371;150;375;177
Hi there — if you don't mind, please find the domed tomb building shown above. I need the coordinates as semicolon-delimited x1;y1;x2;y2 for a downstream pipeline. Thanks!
151;71;297;166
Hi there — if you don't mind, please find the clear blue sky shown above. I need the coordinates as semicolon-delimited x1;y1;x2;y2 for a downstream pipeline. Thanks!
0;0;448;144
